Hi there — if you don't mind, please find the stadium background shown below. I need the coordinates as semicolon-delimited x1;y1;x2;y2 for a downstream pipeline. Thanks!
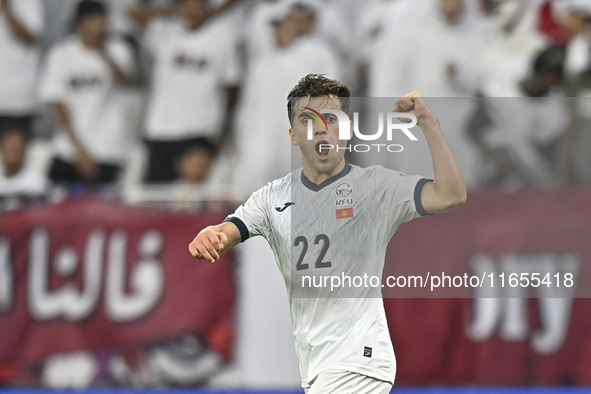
1;0;591;392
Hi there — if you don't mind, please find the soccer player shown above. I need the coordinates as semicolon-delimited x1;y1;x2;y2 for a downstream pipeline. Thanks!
189;74;466;393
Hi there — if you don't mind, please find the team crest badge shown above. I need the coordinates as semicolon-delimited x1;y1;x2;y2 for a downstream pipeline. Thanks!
335;183;354;208
336;183;353;198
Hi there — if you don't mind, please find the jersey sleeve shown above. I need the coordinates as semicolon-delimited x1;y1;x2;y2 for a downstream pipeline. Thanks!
223;185;270;242
371;166;432;234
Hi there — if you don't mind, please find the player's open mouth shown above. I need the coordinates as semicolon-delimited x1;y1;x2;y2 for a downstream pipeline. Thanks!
316;141;331;161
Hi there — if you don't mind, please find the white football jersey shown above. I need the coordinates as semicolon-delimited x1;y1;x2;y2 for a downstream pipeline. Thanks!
225;162;431;388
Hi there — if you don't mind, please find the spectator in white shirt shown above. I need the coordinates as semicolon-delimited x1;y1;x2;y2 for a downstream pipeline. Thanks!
370;0;484;98
351;0;397;96
0;0;43;138
0;128;47;211
234;1;341;190
367;0;486;189
130;0;240;183
560;0;591;79
39;0;136;187
477;0;548;98
60;0;144;40
476;45;569;188
241;0;285;63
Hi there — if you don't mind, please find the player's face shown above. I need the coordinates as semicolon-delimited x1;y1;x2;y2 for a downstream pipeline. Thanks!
289;96;352;176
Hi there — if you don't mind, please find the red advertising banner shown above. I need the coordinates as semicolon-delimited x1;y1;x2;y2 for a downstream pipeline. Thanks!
0;200;236;363
1;191;591;386
385;189;591;385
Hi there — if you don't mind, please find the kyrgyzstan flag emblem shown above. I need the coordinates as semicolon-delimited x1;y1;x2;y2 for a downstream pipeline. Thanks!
336;207;354;220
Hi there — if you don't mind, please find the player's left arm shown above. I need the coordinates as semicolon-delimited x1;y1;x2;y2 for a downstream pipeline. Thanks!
394;92;467;214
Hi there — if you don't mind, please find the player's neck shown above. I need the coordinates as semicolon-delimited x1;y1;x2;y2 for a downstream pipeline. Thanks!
302;159;346;185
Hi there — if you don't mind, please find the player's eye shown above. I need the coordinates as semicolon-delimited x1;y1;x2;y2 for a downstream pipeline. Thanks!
326;115;337;122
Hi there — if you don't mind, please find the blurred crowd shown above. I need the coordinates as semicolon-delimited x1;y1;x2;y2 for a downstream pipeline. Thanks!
1;0;591;388
0;0;591;211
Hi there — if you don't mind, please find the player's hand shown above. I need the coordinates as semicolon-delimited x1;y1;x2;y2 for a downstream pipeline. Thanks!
394;91;435;126
189;228;229;263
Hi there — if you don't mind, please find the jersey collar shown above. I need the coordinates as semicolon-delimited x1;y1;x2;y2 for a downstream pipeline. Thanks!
300;161;352;192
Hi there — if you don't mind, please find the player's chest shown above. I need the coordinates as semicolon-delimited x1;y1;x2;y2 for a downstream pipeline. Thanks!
268;181;372;240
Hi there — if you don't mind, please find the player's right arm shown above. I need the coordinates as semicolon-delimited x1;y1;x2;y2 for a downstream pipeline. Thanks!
190;182;270;263
189;222;242;263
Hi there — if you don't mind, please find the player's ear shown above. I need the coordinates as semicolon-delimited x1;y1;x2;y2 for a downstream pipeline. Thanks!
349;120;353;140
289;127;299;146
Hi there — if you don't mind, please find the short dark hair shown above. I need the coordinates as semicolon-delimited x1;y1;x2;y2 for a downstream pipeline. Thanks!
287;74;350;125
75;0;108;23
